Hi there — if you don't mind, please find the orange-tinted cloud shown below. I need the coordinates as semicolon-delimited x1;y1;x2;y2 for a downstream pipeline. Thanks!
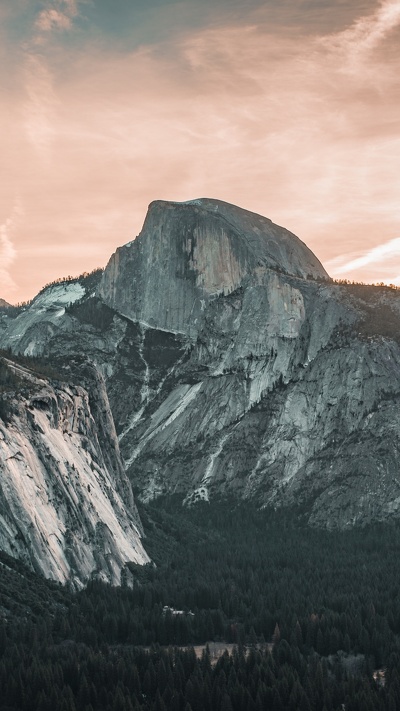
1;1;400;301
35;0;79;32
0;199;23;296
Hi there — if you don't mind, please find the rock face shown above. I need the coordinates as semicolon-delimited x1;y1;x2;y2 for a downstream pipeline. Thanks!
2;199;400;532
0;357;149;587
98;199;328;337
0;281;88;356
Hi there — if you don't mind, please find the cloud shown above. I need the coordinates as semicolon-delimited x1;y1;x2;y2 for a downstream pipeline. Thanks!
327;237;400;276
320;0;400;70
35;0;78;32
36;9;73;32
3;0;400;300
0;200;23;296
325;236;400;286
23;55;59;158
60;0;78;15
24;1;82;158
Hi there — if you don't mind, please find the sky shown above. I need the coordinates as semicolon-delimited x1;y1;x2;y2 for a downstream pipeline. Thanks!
1;0;400;303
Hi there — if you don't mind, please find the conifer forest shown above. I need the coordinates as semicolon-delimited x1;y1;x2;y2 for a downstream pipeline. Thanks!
2;500;400;710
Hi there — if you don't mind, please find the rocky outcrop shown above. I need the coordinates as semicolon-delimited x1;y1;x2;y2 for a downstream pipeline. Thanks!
0;358;149;587
98;199;328;337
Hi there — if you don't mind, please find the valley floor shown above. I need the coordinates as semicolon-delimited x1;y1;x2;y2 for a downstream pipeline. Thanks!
1;499;400;710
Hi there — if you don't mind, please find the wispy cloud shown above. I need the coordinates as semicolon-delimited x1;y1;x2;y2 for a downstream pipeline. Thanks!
326;237;400;278
24;1;81;159
36;9;73;32
0;199;23;296
321;0;400;70
325;237;400;284
35;0;78;32
24;55;59;159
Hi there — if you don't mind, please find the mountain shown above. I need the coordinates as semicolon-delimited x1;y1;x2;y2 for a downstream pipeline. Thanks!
0;355;149;586
2;198;400;537
0;298;11;308
99;198;328;337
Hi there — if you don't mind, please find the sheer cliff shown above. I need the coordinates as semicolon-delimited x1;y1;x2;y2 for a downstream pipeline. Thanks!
98;199;328;337
0;356;149;587
2;199;400;531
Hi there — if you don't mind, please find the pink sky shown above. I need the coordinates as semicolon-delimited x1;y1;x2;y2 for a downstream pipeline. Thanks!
1;0;400;303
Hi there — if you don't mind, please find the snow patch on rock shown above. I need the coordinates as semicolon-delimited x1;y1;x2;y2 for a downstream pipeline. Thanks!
1;282;86;356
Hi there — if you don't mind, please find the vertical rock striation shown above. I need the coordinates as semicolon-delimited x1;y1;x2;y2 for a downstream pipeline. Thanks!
0;359;149;587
